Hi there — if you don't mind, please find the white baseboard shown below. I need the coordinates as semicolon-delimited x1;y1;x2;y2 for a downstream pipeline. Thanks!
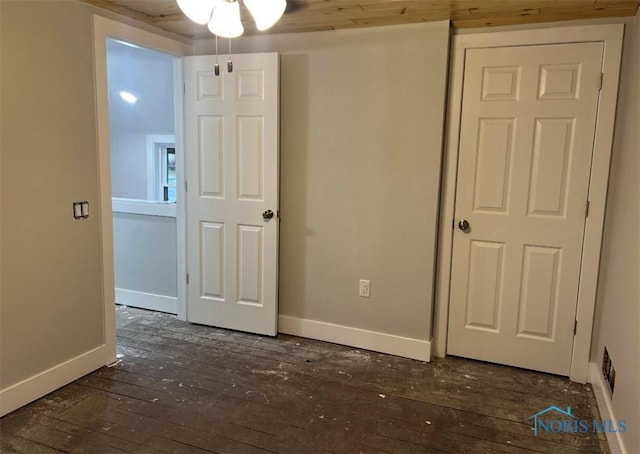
278;315;431;361
115;288;177;314
588;362;627;454
0;345;107;417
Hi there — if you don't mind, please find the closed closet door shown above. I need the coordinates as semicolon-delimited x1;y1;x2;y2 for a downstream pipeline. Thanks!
447;42;603;375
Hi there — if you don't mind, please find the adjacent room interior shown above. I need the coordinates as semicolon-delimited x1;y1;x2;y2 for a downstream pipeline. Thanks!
107;38;180;315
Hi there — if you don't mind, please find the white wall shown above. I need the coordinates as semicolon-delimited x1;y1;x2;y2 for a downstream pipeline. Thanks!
195;22;450;347
113;212;177;298
110;132;148;199
591;10;640;454
106;38;175;134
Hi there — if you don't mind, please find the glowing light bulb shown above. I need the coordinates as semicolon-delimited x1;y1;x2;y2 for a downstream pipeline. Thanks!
208;1;244;38
176;0;217;25
119;91;137;104
244;0;286;31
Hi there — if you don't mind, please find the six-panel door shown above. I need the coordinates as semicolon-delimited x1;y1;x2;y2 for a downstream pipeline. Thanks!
447;43;603;375
184;53;279;336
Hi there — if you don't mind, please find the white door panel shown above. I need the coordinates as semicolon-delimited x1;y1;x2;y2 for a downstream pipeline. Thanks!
448;43;603;375
184;53;279;336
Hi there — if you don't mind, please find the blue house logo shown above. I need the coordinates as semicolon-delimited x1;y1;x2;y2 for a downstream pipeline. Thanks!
529;405;627;435
529;406;576;435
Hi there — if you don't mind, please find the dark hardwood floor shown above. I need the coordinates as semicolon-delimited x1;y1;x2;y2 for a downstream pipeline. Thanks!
1;306;608;453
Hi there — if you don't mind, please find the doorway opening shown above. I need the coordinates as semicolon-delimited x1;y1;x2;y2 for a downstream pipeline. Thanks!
106;38;181;315
93;15;192;363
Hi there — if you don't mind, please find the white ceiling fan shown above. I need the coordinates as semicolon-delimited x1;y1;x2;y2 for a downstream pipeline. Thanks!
177;0;287;38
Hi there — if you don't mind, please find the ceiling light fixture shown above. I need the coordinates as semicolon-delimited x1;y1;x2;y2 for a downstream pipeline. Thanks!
119;91;137;104
207;0;244;38
176;0;218;25
177;0;287;38
243;0;287;31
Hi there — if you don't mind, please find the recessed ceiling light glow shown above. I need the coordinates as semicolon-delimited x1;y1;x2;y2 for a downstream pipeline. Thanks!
119;91;137;104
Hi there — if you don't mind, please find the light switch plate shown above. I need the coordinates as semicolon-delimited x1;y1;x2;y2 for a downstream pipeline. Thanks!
73;202;83;219
359;279;370;298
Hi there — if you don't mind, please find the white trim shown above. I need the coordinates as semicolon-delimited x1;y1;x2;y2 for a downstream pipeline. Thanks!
279;316;431;361
588;362;626;454
434;24;624;383
0;346;107;417
174;58;188;322
146;134;176;200
112;197;177;217
571;26;623;383
115;289;177;314
93;15;193;364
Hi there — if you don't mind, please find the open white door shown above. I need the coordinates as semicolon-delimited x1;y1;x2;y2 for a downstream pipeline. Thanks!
184;53;279;336
447;42;603;375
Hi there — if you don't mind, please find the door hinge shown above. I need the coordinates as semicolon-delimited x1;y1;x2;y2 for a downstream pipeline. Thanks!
598;73;603;91
185;180;188;192
183;82;186;95
585;200;590;217
574;320;578;335
186;274;190;285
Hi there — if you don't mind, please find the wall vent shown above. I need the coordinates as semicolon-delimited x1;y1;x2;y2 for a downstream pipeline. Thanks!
601;347;616;394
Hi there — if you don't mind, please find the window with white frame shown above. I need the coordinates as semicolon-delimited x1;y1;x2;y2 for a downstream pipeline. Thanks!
146;135;177;203
159;145;176;202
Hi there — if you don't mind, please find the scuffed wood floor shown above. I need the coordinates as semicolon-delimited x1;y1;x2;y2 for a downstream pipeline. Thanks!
1;306;608;453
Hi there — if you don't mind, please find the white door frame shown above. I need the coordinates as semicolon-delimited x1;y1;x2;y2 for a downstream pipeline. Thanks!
93;16;193;364
434;23;624;383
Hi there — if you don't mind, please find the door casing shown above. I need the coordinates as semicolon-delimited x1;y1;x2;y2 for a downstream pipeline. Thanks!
93;16;193;365
434;23;624;383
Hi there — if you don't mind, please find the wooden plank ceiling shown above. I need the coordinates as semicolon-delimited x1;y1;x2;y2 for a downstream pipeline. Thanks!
82;0;639;38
